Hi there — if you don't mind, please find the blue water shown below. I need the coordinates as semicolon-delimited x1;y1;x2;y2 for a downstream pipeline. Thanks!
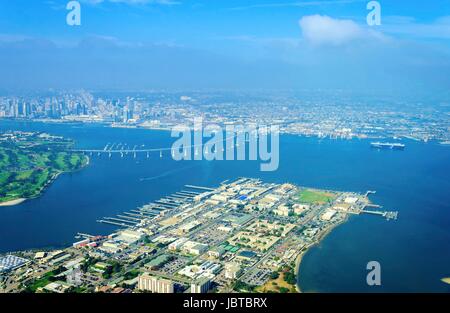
0;120;449;292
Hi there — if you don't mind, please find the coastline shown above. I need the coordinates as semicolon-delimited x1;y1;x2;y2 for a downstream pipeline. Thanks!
3;117;439;143
0;155;89;208
294;251;305;293
0;198;26;207
295;214;351;293
441;277;450;285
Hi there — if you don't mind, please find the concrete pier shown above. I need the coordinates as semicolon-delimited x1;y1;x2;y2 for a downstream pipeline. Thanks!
184;185;215;191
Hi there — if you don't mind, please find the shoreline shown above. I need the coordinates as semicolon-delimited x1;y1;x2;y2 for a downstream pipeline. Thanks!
294;251;305;293
2;117;439;143
295;214;351;293
0;198;26;207
0;155;89;208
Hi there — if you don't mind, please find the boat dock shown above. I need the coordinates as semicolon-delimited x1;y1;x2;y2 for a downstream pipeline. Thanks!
184;184;216;191
96;187;200;228
103;217;137;225
75;233;97;240
97;220;130;227
179;190;201;196
360;204;398;220
361;209;398;220
365;203;382;209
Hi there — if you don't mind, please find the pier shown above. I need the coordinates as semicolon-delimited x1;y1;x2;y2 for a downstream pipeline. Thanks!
171;194;192;200
364;190;376;197
154;200;178;208
97;220;129;227
360;208;398;220
123;212;147;218
75;233;96;240
131;209;159;216
365;203;382;209
117;214;143;222
178;190;200;196
184;185;216;191
104;217;137;224
94;182;208;229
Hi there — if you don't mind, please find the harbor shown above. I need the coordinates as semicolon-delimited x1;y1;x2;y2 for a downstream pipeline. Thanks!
96;184;216;229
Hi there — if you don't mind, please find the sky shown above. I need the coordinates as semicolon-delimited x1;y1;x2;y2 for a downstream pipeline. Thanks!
0;0;449;91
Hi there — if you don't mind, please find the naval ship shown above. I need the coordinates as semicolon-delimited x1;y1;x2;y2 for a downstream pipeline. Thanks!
370;141;405;150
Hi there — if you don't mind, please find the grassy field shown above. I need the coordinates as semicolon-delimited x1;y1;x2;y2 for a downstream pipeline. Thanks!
255;271;297;293
0;135;88;204
297;188;336;205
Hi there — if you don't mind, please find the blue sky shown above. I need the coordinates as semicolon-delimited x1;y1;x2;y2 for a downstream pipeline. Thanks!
0;0;449;91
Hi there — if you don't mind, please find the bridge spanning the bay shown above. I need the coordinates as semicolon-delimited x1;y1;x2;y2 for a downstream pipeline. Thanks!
70;136;247;158
72;142;190;158
72;142;173;153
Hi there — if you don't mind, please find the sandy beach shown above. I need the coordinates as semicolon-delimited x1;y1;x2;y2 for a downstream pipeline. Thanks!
0;198;26;206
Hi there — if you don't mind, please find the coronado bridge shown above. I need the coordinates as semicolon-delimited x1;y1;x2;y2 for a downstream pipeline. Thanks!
70;135;254;158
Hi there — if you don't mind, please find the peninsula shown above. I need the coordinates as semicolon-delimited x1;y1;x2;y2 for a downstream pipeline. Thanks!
0;131;89;206
0;178;397;293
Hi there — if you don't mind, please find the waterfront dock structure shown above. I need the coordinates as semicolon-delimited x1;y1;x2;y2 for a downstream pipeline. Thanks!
116;215;143;222
184;185;216;192
103;217;137;225
97;219;131;227
360;209;398;220
154;201;178;209
130;209;158;217
123;212;148;218
96;188;202;228
176;191;199;196
75;233;97;240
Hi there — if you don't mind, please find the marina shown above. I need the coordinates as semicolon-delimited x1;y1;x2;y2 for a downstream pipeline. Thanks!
95;186;213;229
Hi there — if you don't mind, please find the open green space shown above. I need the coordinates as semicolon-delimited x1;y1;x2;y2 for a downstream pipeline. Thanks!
296;188;336;205
0;132;88;204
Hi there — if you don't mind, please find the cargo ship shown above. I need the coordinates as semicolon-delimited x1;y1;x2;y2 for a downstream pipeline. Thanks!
370;142;405;150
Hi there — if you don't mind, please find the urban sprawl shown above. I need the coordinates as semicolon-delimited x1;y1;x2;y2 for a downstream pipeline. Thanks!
0;178;396;293
1;90;449;143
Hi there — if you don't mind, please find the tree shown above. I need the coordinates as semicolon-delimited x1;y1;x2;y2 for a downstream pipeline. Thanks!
270;271;280;280
283;271;297;285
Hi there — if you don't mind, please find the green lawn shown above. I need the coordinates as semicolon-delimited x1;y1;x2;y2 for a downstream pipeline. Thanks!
297;189;336;205
16;170;34;180
0;138;88;203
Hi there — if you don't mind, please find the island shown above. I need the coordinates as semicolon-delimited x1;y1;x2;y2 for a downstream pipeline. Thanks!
0;131;89;206
0;178;397;293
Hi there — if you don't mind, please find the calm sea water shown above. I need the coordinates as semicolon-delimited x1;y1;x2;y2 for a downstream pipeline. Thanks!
0;120;449;292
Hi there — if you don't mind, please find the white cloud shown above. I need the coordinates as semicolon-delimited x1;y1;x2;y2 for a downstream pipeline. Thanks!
299;15;366;46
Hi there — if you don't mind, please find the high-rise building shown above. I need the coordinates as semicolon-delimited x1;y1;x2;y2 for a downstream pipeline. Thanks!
138;273;174;293
191;275;212;293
